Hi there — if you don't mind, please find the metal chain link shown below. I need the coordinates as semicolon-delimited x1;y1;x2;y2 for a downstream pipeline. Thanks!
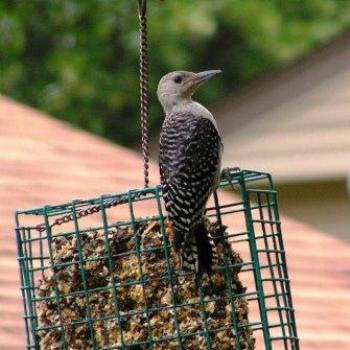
35;0;153;233
139;0;150;188
35;192;145;233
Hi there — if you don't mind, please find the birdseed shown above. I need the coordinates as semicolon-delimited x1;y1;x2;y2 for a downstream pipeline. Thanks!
36;220;255;349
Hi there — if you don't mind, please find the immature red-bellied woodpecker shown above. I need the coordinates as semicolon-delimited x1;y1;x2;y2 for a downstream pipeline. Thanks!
158;70;223;275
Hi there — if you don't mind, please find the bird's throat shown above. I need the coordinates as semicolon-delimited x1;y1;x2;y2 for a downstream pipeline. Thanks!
163;96;192;116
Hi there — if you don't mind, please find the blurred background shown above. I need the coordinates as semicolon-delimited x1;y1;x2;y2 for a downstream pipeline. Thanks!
0;0;350;349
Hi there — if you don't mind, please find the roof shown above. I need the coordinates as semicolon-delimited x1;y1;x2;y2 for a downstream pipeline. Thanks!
1;96;350;349
214;30;350;183
0;95;159;349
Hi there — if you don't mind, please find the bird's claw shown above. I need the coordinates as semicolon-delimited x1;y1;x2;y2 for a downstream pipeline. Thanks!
220;167;241;192
220;168;230;178
221;166;240;175
221;167;241;178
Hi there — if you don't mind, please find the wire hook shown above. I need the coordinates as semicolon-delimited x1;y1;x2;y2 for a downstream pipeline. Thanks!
138;0;147;17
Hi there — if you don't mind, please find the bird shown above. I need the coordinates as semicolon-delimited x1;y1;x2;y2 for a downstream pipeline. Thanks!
158;70;223;276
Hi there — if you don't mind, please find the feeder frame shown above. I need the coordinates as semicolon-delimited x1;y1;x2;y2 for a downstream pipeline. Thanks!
16;169;299;350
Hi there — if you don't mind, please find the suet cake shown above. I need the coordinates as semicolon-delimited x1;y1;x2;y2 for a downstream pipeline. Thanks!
36;219;255;349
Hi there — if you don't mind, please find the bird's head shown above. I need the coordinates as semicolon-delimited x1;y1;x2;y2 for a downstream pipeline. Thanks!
157;70;222;114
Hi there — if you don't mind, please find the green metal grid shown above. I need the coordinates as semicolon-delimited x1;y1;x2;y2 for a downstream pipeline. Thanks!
15;169;299;349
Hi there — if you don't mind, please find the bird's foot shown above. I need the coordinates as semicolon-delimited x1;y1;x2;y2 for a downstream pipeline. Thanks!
220;168;230;178
221;167;241;178
220;167;241;192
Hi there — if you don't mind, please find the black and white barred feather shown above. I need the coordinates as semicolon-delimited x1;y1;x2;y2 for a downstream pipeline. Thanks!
159;111;222;274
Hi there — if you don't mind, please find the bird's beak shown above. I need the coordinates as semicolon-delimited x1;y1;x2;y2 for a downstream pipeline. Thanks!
195;70;222;83
186;70;222;94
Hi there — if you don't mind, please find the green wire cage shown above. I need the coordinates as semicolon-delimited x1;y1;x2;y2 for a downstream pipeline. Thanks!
16;169;299;350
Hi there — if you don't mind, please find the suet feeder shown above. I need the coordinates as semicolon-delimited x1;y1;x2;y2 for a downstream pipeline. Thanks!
16;169;299;350
15;1;299;349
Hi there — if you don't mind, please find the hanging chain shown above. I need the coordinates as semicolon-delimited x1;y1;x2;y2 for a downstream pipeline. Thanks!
139;0;150;188
35;0;155;233
35;193;143;233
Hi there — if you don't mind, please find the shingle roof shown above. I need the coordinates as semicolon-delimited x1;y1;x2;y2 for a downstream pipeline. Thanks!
1;96;350;349
214;30;350;183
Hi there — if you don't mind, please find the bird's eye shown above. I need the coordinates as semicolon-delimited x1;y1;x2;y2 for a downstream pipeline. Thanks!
173;75;182;84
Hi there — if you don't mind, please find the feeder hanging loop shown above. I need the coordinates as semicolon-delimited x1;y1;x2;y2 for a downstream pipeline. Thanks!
138;0;150;188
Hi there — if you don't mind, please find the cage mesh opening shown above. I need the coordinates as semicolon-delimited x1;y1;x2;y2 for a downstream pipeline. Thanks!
16;169;299;350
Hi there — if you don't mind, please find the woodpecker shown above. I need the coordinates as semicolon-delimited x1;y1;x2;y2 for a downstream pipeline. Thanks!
158;70;223;275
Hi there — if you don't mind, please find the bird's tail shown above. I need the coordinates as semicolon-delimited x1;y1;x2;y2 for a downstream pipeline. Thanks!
179;221;217;274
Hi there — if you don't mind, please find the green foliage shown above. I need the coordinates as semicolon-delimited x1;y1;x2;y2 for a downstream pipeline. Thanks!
1;0;350;146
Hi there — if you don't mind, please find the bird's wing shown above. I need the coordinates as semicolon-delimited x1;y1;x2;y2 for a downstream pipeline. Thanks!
159;112;222;228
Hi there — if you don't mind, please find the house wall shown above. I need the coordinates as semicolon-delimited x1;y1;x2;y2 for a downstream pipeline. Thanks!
276;179;350;241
